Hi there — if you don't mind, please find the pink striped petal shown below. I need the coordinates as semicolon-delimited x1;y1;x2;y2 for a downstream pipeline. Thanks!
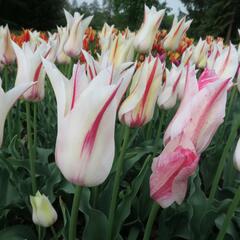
198;68;218;90
150;135;199;208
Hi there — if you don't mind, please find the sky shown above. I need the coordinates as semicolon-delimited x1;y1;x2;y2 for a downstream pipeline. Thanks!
69;0;187;15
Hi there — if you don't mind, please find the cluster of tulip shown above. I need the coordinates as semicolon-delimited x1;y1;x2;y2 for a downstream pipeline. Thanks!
0;5;240;240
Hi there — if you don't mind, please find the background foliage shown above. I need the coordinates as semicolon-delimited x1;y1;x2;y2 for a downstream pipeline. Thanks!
0;0;239;41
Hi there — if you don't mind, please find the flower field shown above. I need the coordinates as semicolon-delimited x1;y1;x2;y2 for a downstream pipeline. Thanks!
0;5;240;240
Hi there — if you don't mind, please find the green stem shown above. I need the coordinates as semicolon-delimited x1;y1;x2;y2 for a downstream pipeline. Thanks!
143;110;165;240
26;102;37;194
226;87;237;120
146;122;152;140
107;125;130;240
218;87;237;142
92;187;98;208
33;104;37;160
68;186;82;240
50;226;58;240
216;185;240;240
209;114;240;202
16;101;21;137
143;202;160;240
3;68;12;143
155;110;165;146
38;226;41;240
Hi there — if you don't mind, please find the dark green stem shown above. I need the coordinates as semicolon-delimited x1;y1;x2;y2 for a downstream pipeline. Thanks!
146;122;152;140
107;126;130;240
92;187;98;208
143;110;165;240
216;185;240;240
143;202;160;240
68;186;82;240
33;103;37;160
3;68;12;142
155;110;165;146
26;102;37;194
50;226;58;240
209;114;240;202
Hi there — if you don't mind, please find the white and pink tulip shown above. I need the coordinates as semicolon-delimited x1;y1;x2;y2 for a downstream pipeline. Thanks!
42;59;135;186
119;56;163;127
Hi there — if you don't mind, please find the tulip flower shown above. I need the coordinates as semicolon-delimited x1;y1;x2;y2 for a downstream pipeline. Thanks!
151;66;230;208
235;31;240;92
83;49;134;82
238;29;240;62
29;30;41;49
0;77;34;146
63;9;93;57
197;68;219;90
164;65;229;154
42;59;135;186
47;32;58;63
213;43;238;81
192;38;209;68
12;41;51;101
237;66;240;92
150;134;199;208
233;137;240;172
207;42;222;69
0;25;16;65
99;23;115;53
158;64;186;109
134;5;165;53
81;49;100;80
119;56;163;127
56;26;71;64
163;16;192;51
30;191;57;227
109;33;135;67
181;46;193;66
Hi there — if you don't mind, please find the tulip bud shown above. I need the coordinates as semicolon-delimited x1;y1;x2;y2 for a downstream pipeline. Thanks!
119;56;163;127
0;25;16;65
134;5;165;53
63;9;93;57
30;191;58;227
192;38;209;68
163;16;192;51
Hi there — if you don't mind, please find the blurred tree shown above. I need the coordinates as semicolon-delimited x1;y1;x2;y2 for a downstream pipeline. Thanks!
73;0;107;30
0;0;69;30
180;0;240;42
104;0;171;30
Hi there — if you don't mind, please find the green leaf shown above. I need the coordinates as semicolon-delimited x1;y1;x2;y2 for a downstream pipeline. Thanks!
0;225;36;240
59;197;70;239
0;168;21;209
114;156;150;238
79;188;109;240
